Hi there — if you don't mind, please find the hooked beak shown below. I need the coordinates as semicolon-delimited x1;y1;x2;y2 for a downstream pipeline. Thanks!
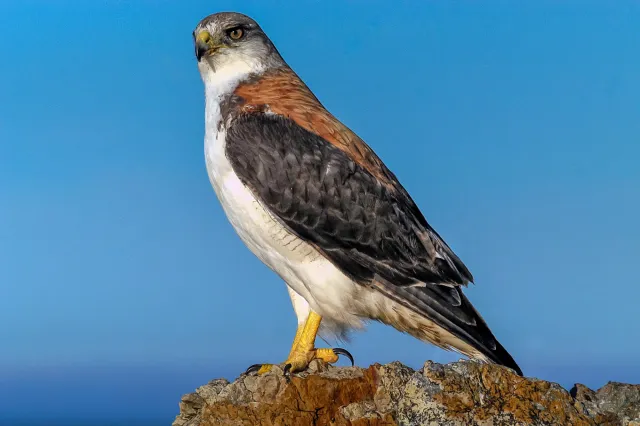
194;31;223;61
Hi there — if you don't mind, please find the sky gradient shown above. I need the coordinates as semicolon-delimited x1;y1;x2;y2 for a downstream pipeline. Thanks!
1;1;639;423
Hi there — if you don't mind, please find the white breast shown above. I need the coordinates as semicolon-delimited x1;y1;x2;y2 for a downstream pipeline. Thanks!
202;85;381;331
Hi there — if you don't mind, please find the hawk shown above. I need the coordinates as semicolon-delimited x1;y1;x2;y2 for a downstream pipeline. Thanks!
193;12;522;376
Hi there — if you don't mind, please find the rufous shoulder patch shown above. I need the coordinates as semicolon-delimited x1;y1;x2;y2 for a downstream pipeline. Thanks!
233;69;395;186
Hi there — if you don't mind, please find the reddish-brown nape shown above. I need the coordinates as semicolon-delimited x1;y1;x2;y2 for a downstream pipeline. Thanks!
234;68;395;185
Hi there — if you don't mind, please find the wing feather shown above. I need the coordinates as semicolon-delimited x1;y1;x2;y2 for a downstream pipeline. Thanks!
227;113;470;286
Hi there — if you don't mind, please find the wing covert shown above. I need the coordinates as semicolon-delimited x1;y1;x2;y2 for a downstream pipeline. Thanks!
225;113;472;288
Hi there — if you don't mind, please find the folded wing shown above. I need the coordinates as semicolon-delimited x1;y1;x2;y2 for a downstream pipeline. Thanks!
225;113;521;375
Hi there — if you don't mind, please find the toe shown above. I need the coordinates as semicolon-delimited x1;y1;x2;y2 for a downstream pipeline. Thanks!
279;347;355;376
315;348;355;366
245;364;262;375
283;352;315;375
244;363;274;375
315;348;339;363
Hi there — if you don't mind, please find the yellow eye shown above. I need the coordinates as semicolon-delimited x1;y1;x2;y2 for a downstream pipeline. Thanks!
228;28;244;40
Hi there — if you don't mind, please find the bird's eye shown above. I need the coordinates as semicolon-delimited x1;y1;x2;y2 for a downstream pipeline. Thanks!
227;27;244;40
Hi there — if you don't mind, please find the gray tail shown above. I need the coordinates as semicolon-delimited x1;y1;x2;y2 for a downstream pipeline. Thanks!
373;277;523;376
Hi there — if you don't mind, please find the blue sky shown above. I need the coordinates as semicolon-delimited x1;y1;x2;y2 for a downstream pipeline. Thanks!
1;0;639;423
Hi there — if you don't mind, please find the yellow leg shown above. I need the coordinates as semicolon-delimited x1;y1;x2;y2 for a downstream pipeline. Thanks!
293;311;322;352
282;311;322;372
283;311;354;374
245;311;354;376
291;313;340;363
286;320;306;359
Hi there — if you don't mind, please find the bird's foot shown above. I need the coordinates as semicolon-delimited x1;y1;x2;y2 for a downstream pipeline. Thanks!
244;347;353;377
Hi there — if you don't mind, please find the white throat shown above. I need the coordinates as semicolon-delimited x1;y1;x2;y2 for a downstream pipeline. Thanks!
200;58;265;202
200;59;263;109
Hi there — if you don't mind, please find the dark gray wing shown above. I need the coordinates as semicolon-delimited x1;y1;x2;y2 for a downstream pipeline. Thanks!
227;114;472;288
225;113;521;375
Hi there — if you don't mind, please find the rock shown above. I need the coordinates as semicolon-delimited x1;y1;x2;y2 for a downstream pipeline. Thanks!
173;360;640;426
571;382;640;426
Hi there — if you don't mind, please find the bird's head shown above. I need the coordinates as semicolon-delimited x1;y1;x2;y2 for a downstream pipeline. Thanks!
193;12;285;87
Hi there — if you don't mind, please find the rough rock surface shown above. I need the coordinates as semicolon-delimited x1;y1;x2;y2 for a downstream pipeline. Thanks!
173;359;640;426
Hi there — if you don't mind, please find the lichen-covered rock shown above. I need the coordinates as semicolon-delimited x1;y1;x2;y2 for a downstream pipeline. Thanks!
173;359;640;426
571;382;640;426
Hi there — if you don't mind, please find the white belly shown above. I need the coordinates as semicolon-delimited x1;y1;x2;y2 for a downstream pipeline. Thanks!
204;123;376;330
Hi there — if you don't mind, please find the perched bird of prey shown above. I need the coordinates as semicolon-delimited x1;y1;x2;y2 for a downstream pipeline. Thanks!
193;12;522;376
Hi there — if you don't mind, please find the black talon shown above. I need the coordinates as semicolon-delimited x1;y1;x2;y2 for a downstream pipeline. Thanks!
283;363;292;376
283;363;292;382
244;363;263;375
333;348;355;366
